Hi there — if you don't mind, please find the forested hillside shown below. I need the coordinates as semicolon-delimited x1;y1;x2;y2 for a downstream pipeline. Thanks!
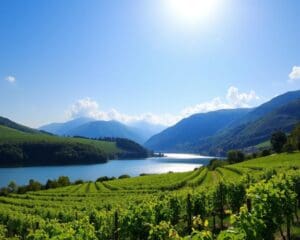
0;117;151;167
145;90;300;156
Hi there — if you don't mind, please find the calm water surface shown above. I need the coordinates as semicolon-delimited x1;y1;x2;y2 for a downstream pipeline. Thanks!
0;153;213;187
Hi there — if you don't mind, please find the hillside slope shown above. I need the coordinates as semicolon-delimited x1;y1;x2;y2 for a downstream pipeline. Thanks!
145;108;251;152
39;117;93;135
65;120;145;143
40;118;162;144
198;98;300;155
0;116;39;134
0;117;150;166
145;90;300;155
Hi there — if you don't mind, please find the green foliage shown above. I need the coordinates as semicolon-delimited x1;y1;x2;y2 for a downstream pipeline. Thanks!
227;150;245;164
0;152;299;239
287;123;300;150
0;125;149;167
207;159;228;170
271;131;287;153
118;174;131;179
260;148;271;156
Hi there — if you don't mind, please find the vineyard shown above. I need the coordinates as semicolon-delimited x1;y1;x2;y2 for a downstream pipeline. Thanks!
0;153;300;239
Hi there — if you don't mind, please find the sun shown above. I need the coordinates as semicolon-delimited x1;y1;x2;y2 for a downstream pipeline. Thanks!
165;0;218;25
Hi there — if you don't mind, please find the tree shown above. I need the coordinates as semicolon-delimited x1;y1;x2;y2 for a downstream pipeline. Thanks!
28;179;42;191
287;123;300;151
45;179;58;189
7;181;18;193
227;150;245;164
271;131;287;153
260;149;271;157
57;176;70;187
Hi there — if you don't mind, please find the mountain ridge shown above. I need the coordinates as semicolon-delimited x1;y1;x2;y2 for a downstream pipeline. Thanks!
145;90;300;156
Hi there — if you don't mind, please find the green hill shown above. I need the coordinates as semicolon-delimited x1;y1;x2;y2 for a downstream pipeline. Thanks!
0;125;120;166
0;116;39;134
0;118;150;166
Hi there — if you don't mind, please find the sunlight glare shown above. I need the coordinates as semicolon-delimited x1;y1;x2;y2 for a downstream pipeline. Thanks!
165;0;219;25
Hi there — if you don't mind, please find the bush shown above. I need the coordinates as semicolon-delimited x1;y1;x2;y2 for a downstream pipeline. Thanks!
74;179;84;185
283;143;295;153
270;131;287;153
96;176;115;182
207;159;228;170
227;150;245;164
118;174;130;179
57;176;70;187
260;149;271;157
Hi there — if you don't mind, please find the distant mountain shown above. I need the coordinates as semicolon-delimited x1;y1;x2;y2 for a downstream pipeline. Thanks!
145;90;300;156
144;108;251;152
62;120;145;143
127;121;166;142
40;118;165;143
40;117;94;135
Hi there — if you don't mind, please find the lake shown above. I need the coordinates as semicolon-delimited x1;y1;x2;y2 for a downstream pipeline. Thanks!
0;153;213;187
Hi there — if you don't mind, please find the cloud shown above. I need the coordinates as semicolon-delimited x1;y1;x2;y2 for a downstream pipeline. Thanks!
226;86;259;107
67;98;106;120
67;98;179;126
67;86;260;126
289;66;300;81
4;75;16;83
180;97;231;117
180;86;259;117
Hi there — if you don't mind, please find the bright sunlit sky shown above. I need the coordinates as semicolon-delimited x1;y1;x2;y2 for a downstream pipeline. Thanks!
0;0;300;127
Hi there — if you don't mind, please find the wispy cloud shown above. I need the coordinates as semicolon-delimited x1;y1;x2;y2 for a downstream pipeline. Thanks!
4;75;16;83
289;66;300;82
67;86;260;126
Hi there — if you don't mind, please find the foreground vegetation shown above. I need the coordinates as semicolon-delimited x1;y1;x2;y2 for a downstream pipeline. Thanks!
0;152;300;239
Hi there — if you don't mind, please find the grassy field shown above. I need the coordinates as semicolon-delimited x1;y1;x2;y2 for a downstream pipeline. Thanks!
0;152;299;239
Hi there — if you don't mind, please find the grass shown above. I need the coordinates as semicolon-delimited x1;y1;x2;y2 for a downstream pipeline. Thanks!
234;152;300;169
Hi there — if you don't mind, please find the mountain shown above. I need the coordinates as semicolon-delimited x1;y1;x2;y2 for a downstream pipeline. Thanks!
39;117;94;135
0;117;150;167
127;121;166;142
63;120;145;143
40;118;164;143
201;98;300;155
144;108;251;152
145;90;300;156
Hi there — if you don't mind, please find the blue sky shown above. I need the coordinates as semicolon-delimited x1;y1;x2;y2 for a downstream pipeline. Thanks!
0;0;299;127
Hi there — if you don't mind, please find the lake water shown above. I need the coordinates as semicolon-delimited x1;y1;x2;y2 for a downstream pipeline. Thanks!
0;153;213;187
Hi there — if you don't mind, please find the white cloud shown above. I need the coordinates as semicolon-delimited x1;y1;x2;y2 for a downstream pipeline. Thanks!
67;86;260;126
180;86;259;118
180;97;231;117
226;86;259;107
289;66;300;81
4;75;16;83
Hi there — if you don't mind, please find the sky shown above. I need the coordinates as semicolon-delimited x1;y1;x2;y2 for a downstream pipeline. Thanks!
0;0;300;127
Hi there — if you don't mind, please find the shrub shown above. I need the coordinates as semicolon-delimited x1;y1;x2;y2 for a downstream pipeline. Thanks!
118;174;130;179
260;149;271;157
227;150;245;164
270;131;287;153
207;159;228;170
